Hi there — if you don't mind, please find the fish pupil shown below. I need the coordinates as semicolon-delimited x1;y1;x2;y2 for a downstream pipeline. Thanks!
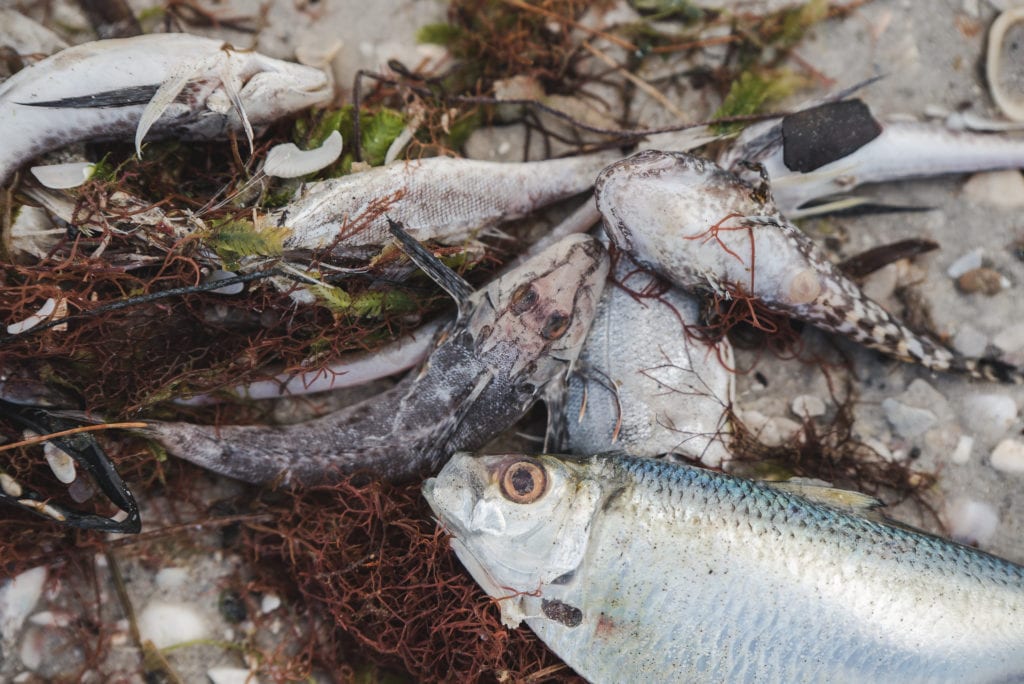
511;467;534;495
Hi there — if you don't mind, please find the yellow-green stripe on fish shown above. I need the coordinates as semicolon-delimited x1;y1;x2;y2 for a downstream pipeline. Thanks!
424;452;1024;683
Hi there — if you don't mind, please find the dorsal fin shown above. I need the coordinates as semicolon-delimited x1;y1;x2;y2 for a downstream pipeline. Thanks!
387;218;474;319
781;99;882;172
767;479;883;513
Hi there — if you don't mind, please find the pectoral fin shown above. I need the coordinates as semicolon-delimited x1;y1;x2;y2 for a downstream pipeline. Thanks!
388;218;475;319
767;478;883;513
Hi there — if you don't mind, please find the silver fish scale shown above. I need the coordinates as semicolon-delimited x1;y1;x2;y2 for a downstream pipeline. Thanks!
534;454;1023;682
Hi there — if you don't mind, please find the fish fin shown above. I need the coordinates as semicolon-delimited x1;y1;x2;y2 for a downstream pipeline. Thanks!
387;218;475;319
136;52;222;157
423;369;493;470
219;54;254;155
781;99;882;173
768;479;883;513
18;84;161;109
787;195;873;218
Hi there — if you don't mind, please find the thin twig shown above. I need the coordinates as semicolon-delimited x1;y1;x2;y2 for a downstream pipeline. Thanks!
0;422;149;453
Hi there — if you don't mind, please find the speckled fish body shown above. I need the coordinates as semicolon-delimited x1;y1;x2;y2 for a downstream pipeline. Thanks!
424;452;1024;684
564;253;734;467
273;151;621;253
596;149;1017;380
720;101;1024;216
150;234;609;484
0;33;332;184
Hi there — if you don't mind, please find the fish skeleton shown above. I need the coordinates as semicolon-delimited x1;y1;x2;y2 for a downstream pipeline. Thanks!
149;228;608;484
719;99;1024;217
272;151;621;254
596;149;1021;381
424;451;1024;683
564;247;735;467
0;33;332;185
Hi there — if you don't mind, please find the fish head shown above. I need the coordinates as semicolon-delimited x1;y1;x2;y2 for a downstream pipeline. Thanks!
469;233;609;385
595;150;763;256
205;51;333;127
423;452;604;627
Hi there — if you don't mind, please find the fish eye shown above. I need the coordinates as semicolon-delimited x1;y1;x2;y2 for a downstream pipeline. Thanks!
500;460;547;504
541;312;571;340
510;284;539;314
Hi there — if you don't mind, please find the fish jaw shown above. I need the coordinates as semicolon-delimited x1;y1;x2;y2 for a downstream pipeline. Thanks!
423;453;604;626
469;233;610;381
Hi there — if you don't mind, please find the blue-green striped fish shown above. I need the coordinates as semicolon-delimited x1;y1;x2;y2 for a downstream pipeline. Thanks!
423;452;1024;683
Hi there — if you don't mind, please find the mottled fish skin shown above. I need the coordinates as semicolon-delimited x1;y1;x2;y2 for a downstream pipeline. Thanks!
596;149;1020;381
149;234;608;485
273;151;621;253
424;452;1024;684
720;102;1024;216
0;33;332;184
564;248;735;467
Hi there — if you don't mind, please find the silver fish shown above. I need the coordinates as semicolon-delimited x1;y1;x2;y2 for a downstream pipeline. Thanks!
0;33;332;185
720;99;1024;217
564;249;735;467
273;151;620;253
149;230;608;484
424;451;1024;683
596;149;1021;381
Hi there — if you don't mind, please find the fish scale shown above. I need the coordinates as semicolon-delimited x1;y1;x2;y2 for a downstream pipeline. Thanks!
423;452;1024;683
596;150;1023;382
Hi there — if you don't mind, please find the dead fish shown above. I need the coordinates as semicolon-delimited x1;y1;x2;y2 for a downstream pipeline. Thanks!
563;247;735;467
424;451;1024;683
148;226;608;484
596;149;1021;381
0;33;332;185
272;151;621;254
720;99;1024;216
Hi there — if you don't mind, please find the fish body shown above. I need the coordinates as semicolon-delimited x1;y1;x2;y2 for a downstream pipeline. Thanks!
150;233;608;484
273;151;620;253
424;452;1024;683
0;33;332;184
564;252;734;466
596;149;1018;380
720;100;1024;216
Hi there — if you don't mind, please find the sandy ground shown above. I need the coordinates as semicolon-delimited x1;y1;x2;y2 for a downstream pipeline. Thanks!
2;0;1024;681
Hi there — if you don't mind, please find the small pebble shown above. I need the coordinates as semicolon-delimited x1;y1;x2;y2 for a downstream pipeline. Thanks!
0;566;47;644
882;398;937;438
208;668;261;684
137;602;207;649
952;324;989;358
962;169;1024;208
261;593;282;614
993;322;1024;353
946;248;984;278
791;395;826;419
962;393;1018;438
956;267;1010;295
205;270;245;296
951;434;975;464
154;567;189;591
945;497;1000;546
990;438;1024;473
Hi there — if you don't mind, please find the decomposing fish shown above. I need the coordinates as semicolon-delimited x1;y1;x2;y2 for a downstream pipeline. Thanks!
148;227;608;484
272;151;621;254
0;33;333;185
424;451;1024;683
720;99;1024;216
564;249;735;467
596;149;1021;381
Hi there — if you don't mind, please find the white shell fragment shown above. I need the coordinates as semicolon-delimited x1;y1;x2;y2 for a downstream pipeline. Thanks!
43;442;76;484
6;298;58;335
987;8;1024;122
0;473;23;497
205;270;245;296
0;567;47;645
29;162;96;189
264;130;343;178
208;668;261;684
946;497;1000;546
137;602;207;649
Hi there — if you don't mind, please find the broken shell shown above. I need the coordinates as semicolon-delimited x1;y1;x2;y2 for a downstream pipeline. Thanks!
957;266;1010;295
0;472;23;497
264;130;343;178
29;161;95;189
784;268;822;305
43;442;76;484
987;8;1024;122
6;298;57;335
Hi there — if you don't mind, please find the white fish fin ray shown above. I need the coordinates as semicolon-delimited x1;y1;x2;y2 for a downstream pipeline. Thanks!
135;51;222;157
788;195;872;219
219;53;254;154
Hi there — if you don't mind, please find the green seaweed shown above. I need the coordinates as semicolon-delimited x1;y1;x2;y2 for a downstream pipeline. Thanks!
202;219;290;269
711;69;800;134
309;283;416;318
